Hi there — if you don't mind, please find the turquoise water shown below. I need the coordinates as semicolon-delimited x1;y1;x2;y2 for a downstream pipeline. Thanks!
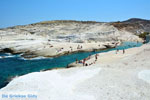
146;35;150;43
0;42;142;89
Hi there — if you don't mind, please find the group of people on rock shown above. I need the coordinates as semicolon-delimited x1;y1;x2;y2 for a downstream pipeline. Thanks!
56;44;84;54
70;46;73;51
75;53;99;66
43;42;53;48
77;45;83;49
116;49;125;54
57;47;64;53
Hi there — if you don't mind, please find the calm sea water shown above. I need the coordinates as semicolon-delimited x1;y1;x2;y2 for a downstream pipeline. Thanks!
0;42;142;89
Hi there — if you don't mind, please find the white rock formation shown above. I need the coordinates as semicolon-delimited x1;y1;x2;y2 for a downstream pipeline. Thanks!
1;44;150;100
0;21;143;58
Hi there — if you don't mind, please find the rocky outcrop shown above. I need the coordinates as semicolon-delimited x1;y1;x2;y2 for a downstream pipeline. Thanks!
111;18;150;35
0;18;148;58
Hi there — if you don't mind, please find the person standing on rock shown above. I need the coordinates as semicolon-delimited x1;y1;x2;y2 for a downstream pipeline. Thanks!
89;54;91;59
115;43;118;48
123;49;125;54
76;58;78;64
95;54;98;60
116;49;119;54
83;58;86;66
77;45;79;49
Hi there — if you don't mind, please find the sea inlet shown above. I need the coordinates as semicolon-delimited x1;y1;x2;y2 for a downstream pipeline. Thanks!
0;42;142;89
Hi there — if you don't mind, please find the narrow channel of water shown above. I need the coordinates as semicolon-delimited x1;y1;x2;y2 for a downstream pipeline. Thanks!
0;42;142;89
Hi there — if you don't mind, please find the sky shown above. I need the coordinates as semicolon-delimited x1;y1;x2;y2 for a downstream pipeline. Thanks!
0;0;150;28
